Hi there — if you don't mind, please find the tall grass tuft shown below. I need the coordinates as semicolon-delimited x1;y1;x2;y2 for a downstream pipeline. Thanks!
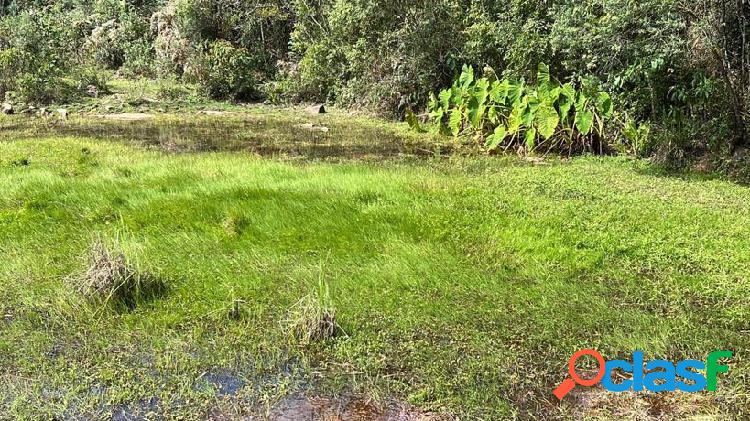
285;278;344;345
72;236;165;311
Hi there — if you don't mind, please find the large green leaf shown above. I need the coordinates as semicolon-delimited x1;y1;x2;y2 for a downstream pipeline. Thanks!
524;127;537;150
575;92;588;112
449;109;463;136
487;105;499;125
535;103;560;140
527;94;540;114
468;100;486;129
558;83;576;122
596;92;613;118
575;109;594;135
561;83;576;101
507;81;524;105
537;63;551;96
473;78;490;106
459;65;474;89
485;125;507;151
428;93;438;113
546;86;561;104
439;89;451;110
537;62;551;85
521;99;535;127
489;80;509;105
507;102;527;135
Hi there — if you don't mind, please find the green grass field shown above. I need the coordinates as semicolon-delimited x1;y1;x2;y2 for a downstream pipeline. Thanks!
0;111;748;419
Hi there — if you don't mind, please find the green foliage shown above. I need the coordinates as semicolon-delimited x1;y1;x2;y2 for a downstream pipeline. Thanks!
621;120;652;156
185;40;259;100
73;66;111;96
427;63;614;153
0;8;76;103
286;0;468;115
0;0;746;158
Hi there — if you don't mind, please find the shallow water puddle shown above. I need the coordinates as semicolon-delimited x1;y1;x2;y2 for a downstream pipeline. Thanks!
0;113;447;160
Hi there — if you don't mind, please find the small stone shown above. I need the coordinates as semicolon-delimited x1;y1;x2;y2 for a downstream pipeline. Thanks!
1;103;13;115
57;108;68;119
305;104;326;115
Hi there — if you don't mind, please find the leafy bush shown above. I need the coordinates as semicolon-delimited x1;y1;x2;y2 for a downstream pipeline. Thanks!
73;66;111;96
155;77;195;101
0;9;76;103
287;0;467;115
422;64;614;154
185;40;259;100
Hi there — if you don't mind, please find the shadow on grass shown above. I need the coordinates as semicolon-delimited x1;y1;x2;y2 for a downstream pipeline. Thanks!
632;159;748;186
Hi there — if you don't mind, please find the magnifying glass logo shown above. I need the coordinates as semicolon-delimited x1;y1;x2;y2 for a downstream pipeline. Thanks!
553;349;606;400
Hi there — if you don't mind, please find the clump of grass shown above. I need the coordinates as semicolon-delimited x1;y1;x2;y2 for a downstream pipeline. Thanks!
222;213;248;236
285;279;344;344
227;298;248;321
73;237;165;311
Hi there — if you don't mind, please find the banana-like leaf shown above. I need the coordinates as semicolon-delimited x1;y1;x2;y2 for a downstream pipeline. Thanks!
535;103;560;140
459;65;474;89
596;92;613;118
449;109;463;137
439;89;451;110
489;80;509;105
485;125;507;151
575;109;594;135
525;127;537;150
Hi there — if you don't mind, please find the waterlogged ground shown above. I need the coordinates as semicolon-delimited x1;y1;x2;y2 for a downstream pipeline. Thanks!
0;109;749;420
0;108;448;159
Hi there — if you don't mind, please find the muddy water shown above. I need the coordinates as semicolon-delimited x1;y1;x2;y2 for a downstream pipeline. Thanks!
0;113;449;160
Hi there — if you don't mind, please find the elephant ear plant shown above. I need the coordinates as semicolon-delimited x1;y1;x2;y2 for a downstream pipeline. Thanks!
416;63;614;155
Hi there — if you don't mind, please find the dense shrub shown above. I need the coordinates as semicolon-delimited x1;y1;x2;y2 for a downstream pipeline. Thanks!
0;8;76;103
185;40;259;100
286;0;469;115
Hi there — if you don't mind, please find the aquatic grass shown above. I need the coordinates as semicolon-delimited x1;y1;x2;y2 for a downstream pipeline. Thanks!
0;133;748;419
